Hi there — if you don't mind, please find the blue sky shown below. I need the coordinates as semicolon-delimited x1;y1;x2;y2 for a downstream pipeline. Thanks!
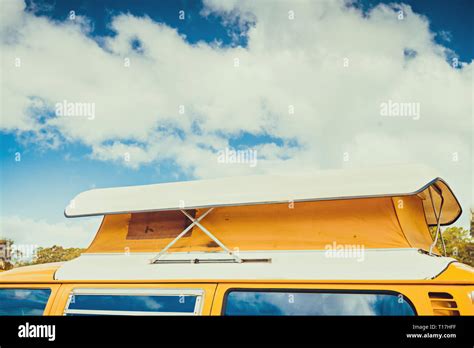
23;0;474;61
1;0;472;246
25;0;240;45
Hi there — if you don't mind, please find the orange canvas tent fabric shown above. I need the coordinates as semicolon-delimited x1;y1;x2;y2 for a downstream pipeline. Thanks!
85;195;437;254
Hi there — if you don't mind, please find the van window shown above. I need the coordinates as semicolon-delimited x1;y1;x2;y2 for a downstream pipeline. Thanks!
0;288;51;316
64;288;203;315
223;290;416;316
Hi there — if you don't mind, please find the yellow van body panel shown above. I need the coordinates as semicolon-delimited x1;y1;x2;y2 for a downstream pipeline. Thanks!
1;260;472;316
434;263;474;282
0;263;62;283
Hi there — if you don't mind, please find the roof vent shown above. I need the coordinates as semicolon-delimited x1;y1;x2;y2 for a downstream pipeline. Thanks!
429;292;460;316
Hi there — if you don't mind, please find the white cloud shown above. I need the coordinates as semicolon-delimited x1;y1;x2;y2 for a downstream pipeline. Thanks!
0;215;101;248
1;0;472;226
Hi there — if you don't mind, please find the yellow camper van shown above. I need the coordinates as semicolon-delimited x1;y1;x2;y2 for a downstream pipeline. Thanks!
1;165;473;316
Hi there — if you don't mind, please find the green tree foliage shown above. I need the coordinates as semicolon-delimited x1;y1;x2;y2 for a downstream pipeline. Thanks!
0;239;14;270
2;240;85;269
26;245;85;265
10;245;85;268
430;226;474;267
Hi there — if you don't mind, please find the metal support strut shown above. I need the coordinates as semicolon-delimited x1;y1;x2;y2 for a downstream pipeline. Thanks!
150;208;242;264
428;185;445;256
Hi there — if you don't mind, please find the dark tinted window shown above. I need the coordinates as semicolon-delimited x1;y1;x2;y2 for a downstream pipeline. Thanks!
67;294;197;314
224;290;415;316
0;288;51;316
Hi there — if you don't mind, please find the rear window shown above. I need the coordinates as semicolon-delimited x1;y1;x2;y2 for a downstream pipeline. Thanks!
224;290;416;316
0;288;51;316
64;288;203;316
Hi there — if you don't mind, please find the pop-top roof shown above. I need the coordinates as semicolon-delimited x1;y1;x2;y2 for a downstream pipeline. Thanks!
64;164;462;225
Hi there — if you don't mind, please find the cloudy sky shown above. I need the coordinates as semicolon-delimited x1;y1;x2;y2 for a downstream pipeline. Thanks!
0;0;472;248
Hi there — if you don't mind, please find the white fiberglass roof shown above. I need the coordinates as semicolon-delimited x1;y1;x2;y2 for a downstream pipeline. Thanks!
54;249;456;281
64;164;461;225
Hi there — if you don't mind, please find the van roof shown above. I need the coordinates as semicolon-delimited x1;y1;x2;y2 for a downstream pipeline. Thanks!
64;164;461;225
54;249;457;281
1;251;473;283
